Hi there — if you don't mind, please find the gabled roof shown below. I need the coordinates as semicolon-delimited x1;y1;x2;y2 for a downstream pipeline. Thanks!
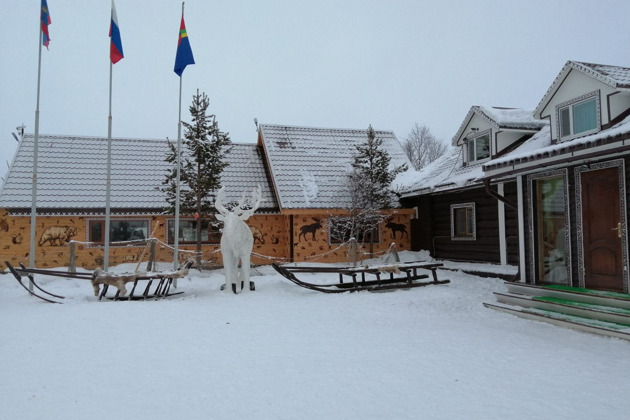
452;106;546;145
534;61;630;117
258;124;410;209
483;115;630;177
0;134;278;213
397;146;482;197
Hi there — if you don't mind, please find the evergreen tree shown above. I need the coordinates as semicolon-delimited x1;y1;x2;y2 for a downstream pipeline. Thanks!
160;90;232;262
350;125;407;209
332;125;407;256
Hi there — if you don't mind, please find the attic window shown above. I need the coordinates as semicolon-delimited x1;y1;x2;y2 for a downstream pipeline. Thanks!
467;133;490;162
558;92;599;140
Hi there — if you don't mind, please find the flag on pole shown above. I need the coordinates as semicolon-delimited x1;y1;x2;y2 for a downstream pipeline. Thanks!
174;13;195;76
109;0;124;64
41;0;51;48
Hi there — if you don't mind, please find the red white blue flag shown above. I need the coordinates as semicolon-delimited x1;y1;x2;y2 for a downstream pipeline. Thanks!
109;0;124;64
41;0;51;48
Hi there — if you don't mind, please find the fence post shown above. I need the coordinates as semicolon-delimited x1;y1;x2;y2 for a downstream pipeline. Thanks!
146;238;156;272
68;241;76;273
349;238;358;267
387;242;400;263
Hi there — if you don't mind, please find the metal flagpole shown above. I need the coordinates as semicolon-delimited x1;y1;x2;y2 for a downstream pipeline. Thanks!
29;15;44;289
173;1;185;273
174;75;182;272
104;61;113;272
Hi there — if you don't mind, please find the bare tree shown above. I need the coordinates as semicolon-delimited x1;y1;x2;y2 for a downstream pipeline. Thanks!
402;123;447;170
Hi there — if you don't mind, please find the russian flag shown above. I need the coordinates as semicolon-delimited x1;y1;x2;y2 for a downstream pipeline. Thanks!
109;0;124;64
41;0;51;48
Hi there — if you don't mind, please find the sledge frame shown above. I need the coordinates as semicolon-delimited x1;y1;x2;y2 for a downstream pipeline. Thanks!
3;261;184;303
273;261;449;293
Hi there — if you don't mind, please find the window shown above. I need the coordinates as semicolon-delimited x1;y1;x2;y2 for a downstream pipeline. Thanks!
451;203;476;240
558;94;599;140
328;216;381;244
167;219;221;244
467;133;490;162
88;219;149;245
528;170;570;285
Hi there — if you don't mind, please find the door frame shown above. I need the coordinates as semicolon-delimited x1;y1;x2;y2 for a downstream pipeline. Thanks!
527;168;572;285
575;159;629;293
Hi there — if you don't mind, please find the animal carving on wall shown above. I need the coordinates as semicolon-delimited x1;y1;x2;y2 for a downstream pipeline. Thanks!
0;218;8;232
11;233;23;244
215;186;262;293
38;226;77;246
385;218;408;239
250;226;266;244
299;217;323;241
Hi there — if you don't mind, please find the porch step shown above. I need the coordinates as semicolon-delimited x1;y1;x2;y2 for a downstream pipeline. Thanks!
484;282;630;340
493;292;630;326
483;302;630;341
504;282;630;310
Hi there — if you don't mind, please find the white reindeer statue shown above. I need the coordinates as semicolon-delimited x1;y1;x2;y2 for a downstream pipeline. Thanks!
214;185;262;293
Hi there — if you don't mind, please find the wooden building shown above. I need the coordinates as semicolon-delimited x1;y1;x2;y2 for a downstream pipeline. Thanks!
0;125;412;270
400;106;546;267
483;61;630;293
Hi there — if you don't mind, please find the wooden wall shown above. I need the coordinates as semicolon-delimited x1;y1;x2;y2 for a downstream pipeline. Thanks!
0;209;412;270
402;183;518;264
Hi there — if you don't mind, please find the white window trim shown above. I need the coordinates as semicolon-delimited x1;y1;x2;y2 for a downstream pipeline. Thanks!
450;203;476;241
466;129;491;164
556;90;600;142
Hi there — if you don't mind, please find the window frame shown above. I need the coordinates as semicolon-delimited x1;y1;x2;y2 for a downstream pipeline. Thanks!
466;130;491;163
556;91;600;141
450;203;476;241
87;218;150;247
166;219;222;245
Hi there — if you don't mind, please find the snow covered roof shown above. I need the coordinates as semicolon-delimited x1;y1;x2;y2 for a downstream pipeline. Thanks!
0;134;278;213
535;61;630;117
483;116;630;177
258;124;411;209
397;146;483;197
452;106;546;146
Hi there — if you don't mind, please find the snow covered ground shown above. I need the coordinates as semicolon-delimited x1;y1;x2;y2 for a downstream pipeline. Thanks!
2;252;629;420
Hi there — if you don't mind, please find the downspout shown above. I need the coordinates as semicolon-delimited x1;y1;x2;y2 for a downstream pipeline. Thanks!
483;178;517;210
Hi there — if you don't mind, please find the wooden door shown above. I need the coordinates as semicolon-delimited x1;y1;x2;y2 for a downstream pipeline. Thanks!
581;167;624;291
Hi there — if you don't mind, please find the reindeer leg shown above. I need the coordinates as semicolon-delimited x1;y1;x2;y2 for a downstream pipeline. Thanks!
240;253;252;293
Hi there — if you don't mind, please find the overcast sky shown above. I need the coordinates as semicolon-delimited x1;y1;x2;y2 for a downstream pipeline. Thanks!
2;0;630;181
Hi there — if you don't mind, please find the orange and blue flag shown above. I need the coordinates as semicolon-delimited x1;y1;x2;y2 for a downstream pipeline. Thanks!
174;14;195;76
109;0;124;64
41;0;51;48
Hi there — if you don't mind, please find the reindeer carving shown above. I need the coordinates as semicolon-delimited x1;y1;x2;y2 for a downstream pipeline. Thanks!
299;217;323;241
215;186;262;293
385;217;408;239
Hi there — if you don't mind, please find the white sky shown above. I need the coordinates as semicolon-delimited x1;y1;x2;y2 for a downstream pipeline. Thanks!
2;0;630;181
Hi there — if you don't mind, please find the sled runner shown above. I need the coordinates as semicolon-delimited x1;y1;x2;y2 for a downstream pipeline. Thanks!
4;260;193;303
272;261;449;293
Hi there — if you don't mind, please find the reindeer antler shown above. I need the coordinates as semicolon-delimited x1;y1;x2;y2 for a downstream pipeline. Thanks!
236;186;262;221
214;186;228;220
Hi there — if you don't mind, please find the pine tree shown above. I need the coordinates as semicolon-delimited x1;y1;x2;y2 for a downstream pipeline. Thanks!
332;125;407;256
160;90;232;261
350;125;407;209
